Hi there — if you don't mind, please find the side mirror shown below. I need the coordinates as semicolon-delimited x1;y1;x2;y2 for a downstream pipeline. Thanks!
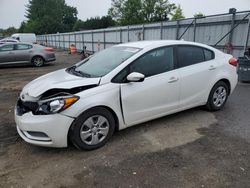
127;72;145;82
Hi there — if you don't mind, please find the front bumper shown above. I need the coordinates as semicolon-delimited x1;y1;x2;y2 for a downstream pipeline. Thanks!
15;111;74;148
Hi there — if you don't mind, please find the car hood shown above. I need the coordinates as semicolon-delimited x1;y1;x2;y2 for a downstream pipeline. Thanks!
22;69;101;98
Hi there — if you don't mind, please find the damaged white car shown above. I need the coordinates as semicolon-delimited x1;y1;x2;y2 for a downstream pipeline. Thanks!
15;40;238;150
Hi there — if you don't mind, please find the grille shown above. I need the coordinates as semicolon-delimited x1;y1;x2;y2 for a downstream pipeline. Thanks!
16;98;39;116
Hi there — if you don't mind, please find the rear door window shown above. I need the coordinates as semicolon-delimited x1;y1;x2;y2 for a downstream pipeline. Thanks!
16;44;32;50
177;45;205;68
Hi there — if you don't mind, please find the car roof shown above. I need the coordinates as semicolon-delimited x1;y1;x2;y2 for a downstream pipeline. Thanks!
0;39;18;42
0;42;33;45
116;40;215;50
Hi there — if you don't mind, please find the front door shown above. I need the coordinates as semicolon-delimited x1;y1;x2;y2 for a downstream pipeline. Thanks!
119;46;180;126
0;44;15;64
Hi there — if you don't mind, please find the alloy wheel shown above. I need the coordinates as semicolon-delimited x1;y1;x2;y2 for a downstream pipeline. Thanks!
212;86;227;107
80;115;110;145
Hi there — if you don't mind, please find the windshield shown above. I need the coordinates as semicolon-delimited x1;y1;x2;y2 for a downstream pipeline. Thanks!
74;46;140;77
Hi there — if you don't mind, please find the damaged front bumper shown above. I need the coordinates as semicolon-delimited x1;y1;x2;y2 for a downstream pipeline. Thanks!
15;109;74;148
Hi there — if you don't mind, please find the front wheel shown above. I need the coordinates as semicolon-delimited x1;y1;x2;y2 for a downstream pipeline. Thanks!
206;81;229;111
69;107;115;150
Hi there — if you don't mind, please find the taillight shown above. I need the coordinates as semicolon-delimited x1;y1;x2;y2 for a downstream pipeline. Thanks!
229;57;238;67
44;48;54;52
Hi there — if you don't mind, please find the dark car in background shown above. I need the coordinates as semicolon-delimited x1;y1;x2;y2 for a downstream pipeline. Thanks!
0;43;56;67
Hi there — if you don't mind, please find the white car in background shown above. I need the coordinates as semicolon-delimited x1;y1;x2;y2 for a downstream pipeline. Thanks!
11;33;37;43
15;40;238;150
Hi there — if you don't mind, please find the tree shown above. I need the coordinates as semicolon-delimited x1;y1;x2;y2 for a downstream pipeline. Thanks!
194;12;205;18
73;16;116;31
0;27;18;37
142;0;176;22
18;21;27;33
24;0;78;34
62;6;78;32
108;0;176;25
171;5;185;20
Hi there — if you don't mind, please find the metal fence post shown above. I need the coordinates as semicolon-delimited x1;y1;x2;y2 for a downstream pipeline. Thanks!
91;31;94;52
82;33;84;49
74;33;76;44
176;20;180;40
142;24;145;40
193;18;197;42
120;28;122;43
52;35;56;47
103;30;106;49
244;17;250;51
69;34;71;50
160;22;163;40
127;26;130;42
63;34;65;50
228;11;236;45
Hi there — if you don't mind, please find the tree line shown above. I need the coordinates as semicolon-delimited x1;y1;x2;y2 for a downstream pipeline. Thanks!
0;0;205;36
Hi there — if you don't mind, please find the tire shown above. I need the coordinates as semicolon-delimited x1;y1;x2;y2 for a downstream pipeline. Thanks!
69;107;115;150
206;81;229;111
32;56;44;67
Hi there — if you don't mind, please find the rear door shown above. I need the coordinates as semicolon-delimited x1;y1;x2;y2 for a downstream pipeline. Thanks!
177;45;217;108
0;44;15;64
116;46;180;125
14;44;33;62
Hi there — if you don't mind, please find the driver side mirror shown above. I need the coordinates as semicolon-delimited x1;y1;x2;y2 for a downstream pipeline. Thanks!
127;72;145;82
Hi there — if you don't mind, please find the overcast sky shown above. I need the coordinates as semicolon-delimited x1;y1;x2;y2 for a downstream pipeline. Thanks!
0;0;249;29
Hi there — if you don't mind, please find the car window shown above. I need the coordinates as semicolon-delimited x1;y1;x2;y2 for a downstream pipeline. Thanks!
16;44;32;50
112;47;174;83
0;44;14;52
177;46;205;68
204;49;214;61
130;47;174;78
74;47;141;77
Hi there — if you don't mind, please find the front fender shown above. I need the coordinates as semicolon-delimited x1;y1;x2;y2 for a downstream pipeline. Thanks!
61;83;126;130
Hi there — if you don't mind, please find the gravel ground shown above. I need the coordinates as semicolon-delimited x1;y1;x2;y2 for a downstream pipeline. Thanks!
0;51;250;188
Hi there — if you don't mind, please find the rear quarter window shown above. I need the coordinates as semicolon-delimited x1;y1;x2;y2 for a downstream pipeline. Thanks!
177;45;205;68
204;49;215;61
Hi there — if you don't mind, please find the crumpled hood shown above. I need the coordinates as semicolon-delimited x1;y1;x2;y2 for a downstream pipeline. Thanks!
21;69;101;98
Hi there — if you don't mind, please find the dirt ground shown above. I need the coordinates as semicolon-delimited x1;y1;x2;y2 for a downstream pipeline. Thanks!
0;51;250;188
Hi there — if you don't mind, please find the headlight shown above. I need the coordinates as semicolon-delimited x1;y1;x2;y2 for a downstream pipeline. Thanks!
38;96;79;114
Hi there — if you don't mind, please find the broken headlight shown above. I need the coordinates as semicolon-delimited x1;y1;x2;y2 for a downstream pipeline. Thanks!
38;95;79;114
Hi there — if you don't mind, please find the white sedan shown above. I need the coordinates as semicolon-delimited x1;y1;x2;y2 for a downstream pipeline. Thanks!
15;40;238;150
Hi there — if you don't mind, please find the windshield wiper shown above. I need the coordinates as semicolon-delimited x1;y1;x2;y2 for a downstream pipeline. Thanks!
75;70;92;78
66;66;92;78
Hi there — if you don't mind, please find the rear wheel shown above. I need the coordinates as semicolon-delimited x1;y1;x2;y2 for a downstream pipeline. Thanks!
69;107;115;150
206;81;229;111
32;56;44;67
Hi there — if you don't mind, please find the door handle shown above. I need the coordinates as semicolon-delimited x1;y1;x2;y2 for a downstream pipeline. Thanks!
209;65;216;70
168;77;179;83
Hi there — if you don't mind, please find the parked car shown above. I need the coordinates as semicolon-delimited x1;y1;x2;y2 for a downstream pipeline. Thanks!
11;33;37;43
0;43;56;67
0;38;19;45
15;40;238;150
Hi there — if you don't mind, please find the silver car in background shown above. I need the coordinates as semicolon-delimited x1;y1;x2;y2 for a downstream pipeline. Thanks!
0;43;56;67
0;38;19;45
